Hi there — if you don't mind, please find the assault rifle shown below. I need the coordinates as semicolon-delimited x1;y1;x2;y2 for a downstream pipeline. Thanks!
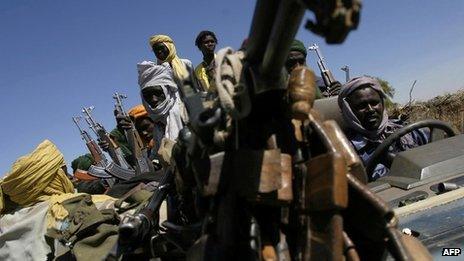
72;116;114;186
113;92;154;175
82;106;136;181
308;43;339;97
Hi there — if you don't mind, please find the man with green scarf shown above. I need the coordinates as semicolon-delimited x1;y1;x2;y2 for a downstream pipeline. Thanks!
286;39;341;98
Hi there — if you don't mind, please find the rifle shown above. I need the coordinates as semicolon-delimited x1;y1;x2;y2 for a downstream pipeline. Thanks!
118;167;182;258
308;43;337;95
82;106;136;181
82;106;131;168
341;65;350;83
72;116;114;185
113;92;154;175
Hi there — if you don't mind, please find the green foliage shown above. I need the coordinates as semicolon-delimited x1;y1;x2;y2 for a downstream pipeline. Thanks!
364;75;396;110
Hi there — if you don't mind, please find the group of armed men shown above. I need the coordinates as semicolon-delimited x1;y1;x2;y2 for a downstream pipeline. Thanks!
0;30;431;260
71;31;429;190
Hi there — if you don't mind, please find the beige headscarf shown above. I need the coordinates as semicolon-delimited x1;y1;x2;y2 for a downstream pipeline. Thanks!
149;34;189;81
0;140;74;214
338;76;389;140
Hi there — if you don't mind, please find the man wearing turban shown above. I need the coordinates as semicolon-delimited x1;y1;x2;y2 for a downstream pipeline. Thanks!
338;76;430;181
0;140;74;214
137;35;191;155
115;104;156;150
100;104;157;166
148;34;194;83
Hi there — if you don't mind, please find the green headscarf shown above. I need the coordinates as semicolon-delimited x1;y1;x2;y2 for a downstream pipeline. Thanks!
71;154;93;173
290;39;307;57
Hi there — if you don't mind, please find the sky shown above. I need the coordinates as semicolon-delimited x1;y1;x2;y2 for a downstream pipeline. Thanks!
1;0;463;175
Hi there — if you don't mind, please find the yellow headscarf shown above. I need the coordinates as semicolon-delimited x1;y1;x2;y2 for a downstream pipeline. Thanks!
149;34;189;81
0;140;74;214
128;104;148;119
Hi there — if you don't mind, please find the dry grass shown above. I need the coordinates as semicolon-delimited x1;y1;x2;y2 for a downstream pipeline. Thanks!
390;90;464;133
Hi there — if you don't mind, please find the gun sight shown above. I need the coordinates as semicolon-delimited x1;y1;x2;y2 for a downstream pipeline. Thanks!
308;43;319;51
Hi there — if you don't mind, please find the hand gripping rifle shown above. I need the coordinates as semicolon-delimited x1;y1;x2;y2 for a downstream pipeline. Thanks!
113;92;154;175
82;106;136;181
308;43;337;96
72;116;114;185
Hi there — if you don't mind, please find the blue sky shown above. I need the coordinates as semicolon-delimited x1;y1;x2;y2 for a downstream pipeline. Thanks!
1;0;463;175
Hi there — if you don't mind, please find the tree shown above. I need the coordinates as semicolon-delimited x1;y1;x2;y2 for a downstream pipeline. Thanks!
364;75;396;110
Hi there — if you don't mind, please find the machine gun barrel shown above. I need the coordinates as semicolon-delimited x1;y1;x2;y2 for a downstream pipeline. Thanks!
260;0;306;80
246;0;306;94
246;0;280;64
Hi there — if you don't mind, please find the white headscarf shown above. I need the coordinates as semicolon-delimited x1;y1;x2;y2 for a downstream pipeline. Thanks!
137;61;186;151
338;76;389;139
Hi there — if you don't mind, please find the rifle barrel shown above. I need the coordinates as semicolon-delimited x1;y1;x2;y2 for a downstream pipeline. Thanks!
72;116;84;133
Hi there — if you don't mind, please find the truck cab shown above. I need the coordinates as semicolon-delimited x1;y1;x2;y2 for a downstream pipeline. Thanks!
314;96;464;258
